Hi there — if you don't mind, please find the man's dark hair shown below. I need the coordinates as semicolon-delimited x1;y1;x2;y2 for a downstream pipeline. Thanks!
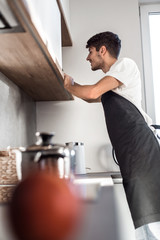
86;31;121;58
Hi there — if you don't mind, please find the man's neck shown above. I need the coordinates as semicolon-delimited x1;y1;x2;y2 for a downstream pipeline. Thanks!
102;57;117;73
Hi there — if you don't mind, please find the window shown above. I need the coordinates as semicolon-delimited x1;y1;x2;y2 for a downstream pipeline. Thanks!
140;4;160;124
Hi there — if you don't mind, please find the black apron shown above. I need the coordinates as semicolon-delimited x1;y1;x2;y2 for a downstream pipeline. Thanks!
101;91;160;228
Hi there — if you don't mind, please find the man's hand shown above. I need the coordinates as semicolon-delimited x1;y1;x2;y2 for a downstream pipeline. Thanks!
64;74;74;91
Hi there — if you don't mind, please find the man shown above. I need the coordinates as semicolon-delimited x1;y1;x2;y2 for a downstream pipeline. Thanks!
64;31;160;240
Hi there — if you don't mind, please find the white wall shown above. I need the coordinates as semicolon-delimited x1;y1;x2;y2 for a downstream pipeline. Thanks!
36;0;143;173
139;0;160;3
59;0;71;33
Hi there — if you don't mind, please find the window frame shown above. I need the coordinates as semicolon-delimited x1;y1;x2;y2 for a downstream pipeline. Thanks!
140;4;160;123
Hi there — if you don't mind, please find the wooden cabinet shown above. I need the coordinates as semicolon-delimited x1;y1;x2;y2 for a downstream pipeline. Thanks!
0;0;73;101
22;0;63;68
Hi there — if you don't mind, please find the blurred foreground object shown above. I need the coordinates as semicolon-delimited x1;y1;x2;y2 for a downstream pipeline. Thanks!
9;171;80;240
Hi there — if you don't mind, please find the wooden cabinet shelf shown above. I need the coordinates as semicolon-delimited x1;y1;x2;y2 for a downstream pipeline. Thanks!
0;0;73;101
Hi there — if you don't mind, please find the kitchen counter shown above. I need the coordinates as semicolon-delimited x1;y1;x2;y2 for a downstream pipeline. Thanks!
68;188;120;240
67;172;122;240
0;172;125;240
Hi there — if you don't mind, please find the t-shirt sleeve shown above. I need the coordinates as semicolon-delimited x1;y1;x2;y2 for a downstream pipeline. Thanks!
105;58;138;87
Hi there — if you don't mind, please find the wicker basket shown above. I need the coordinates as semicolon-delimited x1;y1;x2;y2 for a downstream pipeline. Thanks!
0;149;19;203
0;185;16;203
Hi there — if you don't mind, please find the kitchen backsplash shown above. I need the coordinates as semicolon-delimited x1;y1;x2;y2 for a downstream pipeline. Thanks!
0;72;36;148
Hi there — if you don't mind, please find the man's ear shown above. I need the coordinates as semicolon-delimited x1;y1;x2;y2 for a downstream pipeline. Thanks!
100;46;107;55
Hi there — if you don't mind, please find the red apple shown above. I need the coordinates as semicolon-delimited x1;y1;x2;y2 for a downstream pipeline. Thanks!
9;171;80;240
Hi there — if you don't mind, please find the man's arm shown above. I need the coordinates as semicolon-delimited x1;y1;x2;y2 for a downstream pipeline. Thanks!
64;74;122;102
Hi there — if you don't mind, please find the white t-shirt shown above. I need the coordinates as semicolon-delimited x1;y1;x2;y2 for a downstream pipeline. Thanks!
105;57;152;125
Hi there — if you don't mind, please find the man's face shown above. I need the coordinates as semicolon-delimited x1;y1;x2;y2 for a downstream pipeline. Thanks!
86;46;103;71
